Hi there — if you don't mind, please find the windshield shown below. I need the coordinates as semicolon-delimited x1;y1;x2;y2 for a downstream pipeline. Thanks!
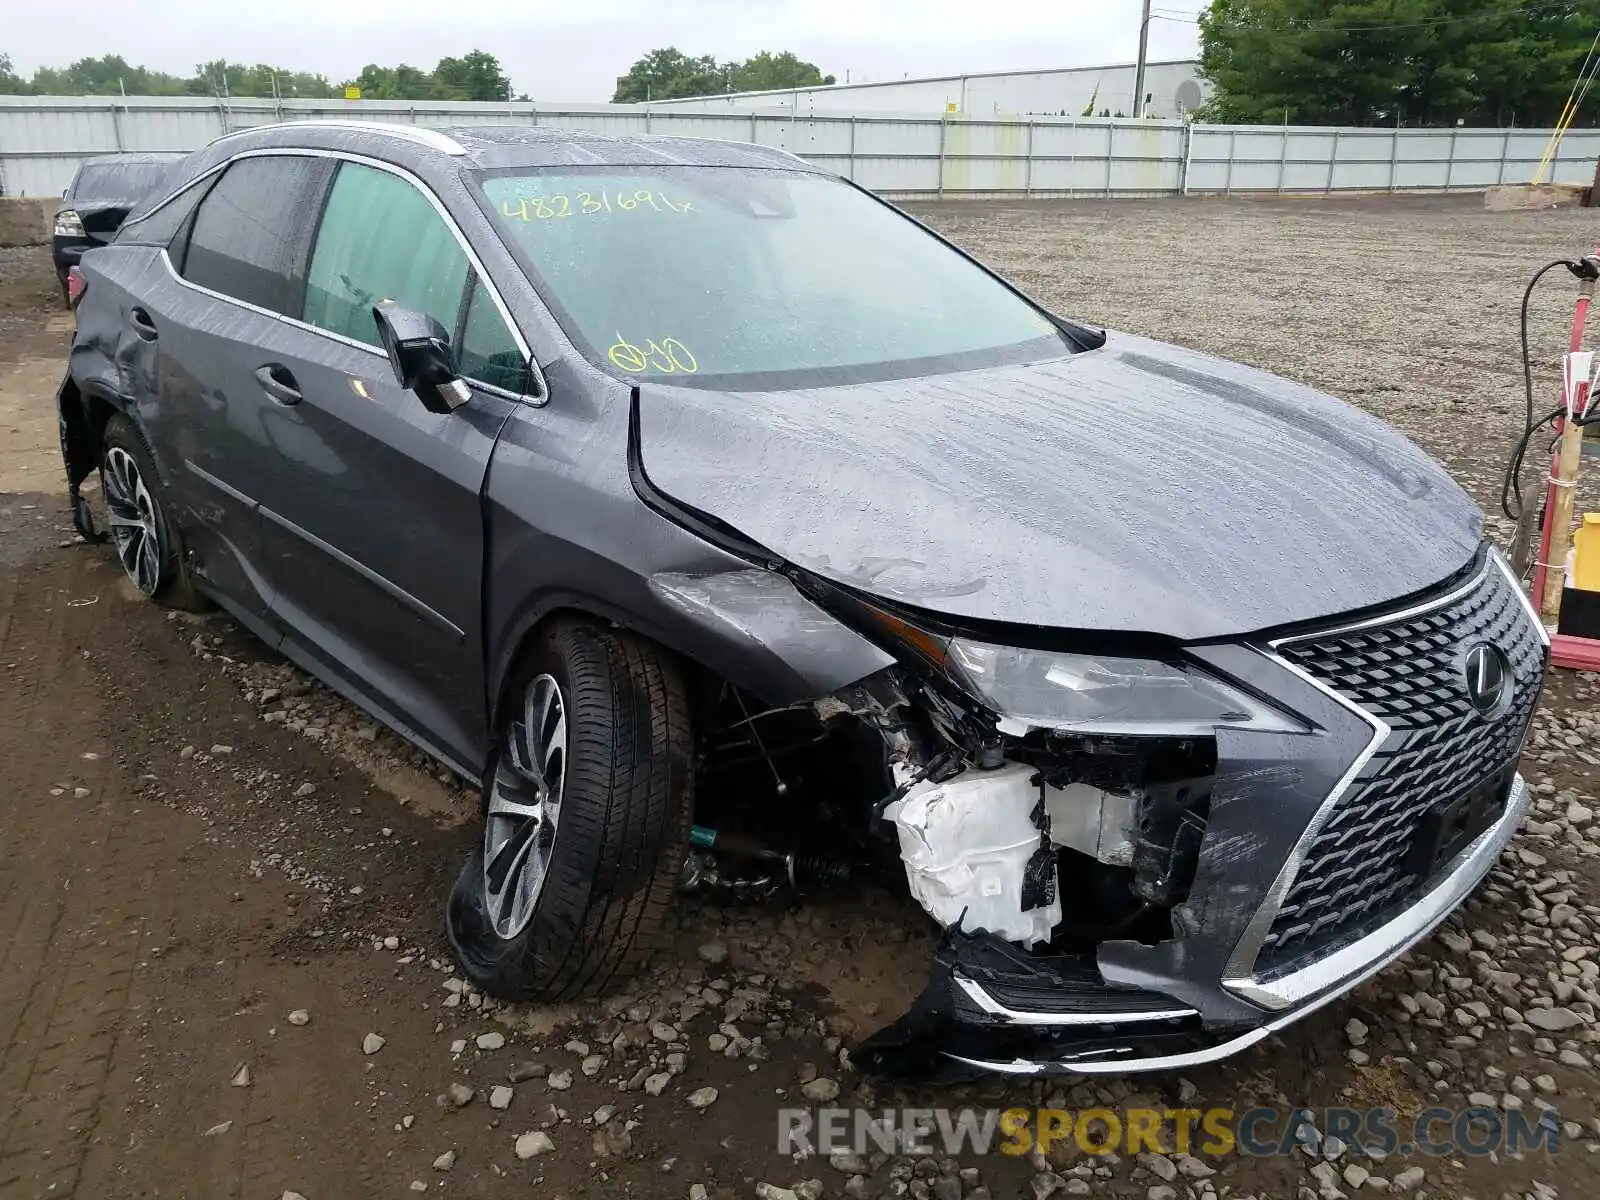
476;165;1069;389
73;161;175;205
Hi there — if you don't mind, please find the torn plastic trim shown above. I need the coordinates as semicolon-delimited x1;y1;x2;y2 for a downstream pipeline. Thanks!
851;927;1205;1080
57;373;105;544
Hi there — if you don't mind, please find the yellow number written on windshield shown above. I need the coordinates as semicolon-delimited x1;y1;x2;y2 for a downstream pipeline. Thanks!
608;334;699;375
500;190;695;222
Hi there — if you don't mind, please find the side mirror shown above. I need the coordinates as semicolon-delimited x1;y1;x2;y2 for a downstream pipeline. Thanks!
372;300;471;415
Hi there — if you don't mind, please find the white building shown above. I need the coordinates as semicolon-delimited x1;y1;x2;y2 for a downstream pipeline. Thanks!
639;60;1209;120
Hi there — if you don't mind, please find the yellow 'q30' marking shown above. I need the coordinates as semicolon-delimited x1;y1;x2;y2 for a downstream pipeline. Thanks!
608;334;699;374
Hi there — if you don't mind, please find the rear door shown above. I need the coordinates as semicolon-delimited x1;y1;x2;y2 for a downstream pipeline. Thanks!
154;155;336;624
150;153;336;626
246;157;530;774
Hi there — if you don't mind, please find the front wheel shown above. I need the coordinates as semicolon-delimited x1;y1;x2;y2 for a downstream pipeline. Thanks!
447;619;693;1001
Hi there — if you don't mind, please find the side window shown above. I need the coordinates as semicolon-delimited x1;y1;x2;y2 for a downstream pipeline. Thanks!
181;156;332;315
115;174;213;252
456;280;530;393
304;162;469;348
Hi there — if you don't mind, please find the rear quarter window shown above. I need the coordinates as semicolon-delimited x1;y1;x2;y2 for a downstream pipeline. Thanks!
181;155;334;316
115;175;215;251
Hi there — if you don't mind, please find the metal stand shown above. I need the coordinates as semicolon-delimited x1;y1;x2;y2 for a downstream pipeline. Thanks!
1530;255;1600;669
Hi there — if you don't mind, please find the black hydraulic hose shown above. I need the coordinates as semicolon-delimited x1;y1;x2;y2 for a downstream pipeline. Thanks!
1505;404;1565;519
1504;259;1582;520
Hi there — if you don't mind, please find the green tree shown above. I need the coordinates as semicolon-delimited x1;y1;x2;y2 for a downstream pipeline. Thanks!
186;60;336;99
612;47;728;101
0;52;30;95
613;47;834;101
729;51;834;92
431;51;512;101
1198;0;1600;126
31;54;188;96
344;63;438;100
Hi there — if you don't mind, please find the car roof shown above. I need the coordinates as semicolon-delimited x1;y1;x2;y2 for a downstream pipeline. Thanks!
78;152;187;168
205;120;815;174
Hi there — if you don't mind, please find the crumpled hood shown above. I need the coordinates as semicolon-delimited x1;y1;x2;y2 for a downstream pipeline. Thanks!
637;332;1483;640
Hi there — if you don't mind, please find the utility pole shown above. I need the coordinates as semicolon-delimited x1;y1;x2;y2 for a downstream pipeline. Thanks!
1133;0;1152;118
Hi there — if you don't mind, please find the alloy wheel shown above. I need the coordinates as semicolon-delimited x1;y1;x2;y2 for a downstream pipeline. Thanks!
102;446;162;596
482;674;568;938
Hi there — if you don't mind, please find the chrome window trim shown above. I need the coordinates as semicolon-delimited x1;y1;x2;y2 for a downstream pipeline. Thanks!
1222;556;1504;1007
210;119;468;155
146;146;548;406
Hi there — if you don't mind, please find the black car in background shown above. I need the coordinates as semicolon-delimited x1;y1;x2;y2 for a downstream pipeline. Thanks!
52;153;183;302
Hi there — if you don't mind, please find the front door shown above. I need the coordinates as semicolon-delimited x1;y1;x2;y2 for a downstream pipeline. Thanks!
246;158;534;775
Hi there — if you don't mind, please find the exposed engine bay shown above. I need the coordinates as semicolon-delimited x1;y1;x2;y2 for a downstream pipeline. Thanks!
683;659;1218;1077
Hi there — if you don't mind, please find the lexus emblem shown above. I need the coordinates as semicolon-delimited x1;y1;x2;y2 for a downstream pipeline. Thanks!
1463;644;1510;713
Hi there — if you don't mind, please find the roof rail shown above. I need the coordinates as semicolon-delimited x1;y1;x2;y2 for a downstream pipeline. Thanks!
211;119;467;155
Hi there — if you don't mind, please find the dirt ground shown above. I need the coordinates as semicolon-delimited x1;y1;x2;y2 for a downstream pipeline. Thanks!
3;195;1600;1200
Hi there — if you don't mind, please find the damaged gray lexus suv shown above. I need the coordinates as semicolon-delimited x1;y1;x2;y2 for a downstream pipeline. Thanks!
59;121;1547;1078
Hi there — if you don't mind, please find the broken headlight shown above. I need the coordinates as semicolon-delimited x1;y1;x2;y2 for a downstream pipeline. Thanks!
947;641;1303;736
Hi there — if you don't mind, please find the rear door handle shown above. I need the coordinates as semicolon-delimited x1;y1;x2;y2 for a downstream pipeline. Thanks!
254;364;302;406
129;306;158;342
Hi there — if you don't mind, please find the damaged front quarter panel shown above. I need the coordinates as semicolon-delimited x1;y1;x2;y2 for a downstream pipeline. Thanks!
648;568;897;703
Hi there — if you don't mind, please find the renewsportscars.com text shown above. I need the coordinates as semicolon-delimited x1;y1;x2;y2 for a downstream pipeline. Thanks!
778;1105;1562;1159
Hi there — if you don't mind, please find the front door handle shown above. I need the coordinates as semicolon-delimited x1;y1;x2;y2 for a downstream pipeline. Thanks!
254;364;302;407
129;306;158;342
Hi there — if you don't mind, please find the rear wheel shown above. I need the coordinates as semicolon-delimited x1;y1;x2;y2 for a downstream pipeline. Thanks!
447;619;693;1001
99;414;207;611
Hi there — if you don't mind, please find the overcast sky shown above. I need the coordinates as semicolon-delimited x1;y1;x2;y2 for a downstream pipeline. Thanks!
7;0;1203;100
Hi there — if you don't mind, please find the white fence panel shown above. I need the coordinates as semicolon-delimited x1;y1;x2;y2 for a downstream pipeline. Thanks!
2;95;1598;201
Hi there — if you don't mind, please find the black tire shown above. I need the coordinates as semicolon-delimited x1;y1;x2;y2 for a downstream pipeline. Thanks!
57;265;71;310
447;618;693;1001
99;414;208;612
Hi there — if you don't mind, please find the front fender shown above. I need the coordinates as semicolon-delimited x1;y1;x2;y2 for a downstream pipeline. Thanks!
484;557;896;735
483;370;899;735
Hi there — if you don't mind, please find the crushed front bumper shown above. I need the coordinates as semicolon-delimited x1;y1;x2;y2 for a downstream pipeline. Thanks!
856;775;1527;1078
855;552;1546;1080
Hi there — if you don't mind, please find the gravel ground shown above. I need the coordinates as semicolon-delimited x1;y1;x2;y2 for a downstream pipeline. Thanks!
0;243;61;344
3;196;1599;1199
